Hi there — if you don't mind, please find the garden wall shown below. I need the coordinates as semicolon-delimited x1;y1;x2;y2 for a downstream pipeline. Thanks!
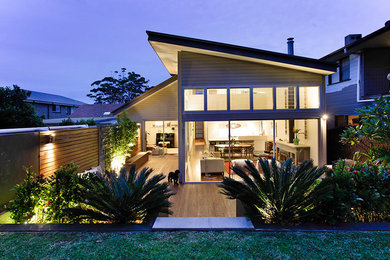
40;127;99;176
0;132;40;206
0;126;102;206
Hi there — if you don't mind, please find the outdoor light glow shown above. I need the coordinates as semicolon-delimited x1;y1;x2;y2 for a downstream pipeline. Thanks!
322;114;328;120
111;155;126;173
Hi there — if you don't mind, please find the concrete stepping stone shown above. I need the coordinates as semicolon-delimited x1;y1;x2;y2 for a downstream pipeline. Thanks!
152;217;254;231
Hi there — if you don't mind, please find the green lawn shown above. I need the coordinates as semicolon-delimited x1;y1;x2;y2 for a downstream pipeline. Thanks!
0;231;389;259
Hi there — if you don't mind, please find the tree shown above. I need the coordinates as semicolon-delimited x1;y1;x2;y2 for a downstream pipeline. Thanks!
87;68;150;104
0;85;43;129
340;95;390;162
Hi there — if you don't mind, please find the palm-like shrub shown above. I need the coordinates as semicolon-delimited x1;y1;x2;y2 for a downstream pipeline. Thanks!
218;158;329;224
65;165;175;224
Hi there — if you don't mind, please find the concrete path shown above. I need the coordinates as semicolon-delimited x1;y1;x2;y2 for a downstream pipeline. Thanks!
152;217;254;231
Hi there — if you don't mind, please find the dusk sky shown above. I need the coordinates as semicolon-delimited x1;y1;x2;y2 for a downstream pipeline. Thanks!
1;0;389;103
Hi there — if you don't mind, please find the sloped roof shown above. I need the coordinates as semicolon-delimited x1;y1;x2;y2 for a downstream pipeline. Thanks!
321;22;390;61
112;76;177;115
25;90;84;106
147;31;337;75
71;104;124;118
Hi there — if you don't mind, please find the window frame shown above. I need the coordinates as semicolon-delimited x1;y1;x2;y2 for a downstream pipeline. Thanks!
184;88;205;111
275;86;297;110
52;105;61;113
253;87;274;110
298;86;320;109
328;56;350;85
229;87;251;111
206;88;228;111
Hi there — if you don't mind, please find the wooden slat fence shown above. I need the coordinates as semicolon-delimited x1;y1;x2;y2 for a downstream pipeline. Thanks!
39;127;99;176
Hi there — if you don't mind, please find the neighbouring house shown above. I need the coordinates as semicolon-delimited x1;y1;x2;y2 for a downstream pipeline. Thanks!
114;31;337;183
70;103;124;118
25;90;84;119
42;104;124;126
321;20;390;129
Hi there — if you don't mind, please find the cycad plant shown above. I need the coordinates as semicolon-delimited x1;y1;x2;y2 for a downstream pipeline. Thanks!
65;165;175;224
219;158;329;224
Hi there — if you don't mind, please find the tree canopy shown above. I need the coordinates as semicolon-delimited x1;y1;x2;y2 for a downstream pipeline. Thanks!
87;68;150;104
0;85;43;129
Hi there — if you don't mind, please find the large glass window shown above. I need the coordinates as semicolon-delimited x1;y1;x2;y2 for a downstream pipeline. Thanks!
276;87;296;109
184;119;319;182
184;89;204;111
207;89;227;111
299;86;320;109
253;87;273;110
230;88;250;110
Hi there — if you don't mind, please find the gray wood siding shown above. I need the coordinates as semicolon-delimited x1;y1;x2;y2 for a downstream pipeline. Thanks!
180;51;323;87
124;81;178;122
326;84;372;116
325;53;373;128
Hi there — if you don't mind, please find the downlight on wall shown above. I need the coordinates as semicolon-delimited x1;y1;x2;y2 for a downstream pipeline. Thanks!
322;114;329;120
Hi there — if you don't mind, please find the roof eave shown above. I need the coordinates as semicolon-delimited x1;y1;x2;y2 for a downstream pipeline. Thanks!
147;31;337;74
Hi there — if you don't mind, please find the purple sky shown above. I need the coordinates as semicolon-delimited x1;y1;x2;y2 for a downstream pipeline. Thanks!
0;0;389;103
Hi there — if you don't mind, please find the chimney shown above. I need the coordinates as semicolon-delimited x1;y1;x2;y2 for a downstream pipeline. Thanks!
287;37;294;55
344;34;362;46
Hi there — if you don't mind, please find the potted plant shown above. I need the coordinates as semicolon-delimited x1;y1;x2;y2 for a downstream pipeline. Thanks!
293;128;304;145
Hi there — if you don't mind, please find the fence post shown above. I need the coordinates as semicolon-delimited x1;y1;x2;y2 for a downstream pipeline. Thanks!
98;126;106;172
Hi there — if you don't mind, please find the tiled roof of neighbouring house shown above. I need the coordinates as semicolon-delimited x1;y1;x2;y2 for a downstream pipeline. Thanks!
70;104;124;118
25;90;85;106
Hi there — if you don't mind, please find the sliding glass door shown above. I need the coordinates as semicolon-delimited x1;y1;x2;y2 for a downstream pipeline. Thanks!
184;119;318;182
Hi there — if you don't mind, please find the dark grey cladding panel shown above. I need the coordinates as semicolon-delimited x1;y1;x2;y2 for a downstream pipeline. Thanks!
180;52;323;87
326;84;373;116
0;132;40;205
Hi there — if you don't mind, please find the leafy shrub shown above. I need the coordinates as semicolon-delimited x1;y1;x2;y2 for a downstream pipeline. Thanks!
340;95;390;163
64;165;174;224
313;160;390;224
58;118;96;126
44;163;85;223
104;113;138;171
59;117;75;126
8;167;46;223
218;158;329;224
8;163;85;223
76;119;96;126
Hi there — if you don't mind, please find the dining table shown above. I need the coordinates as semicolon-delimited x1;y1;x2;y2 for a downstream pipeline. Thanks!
214;143;253;158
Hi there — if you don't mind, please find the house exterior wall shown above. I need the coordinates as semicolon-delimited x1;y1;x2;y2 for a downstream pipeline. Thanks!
31;102;76;119
179;51;326;121
178;51;328;182
180;51;323;87
123;81;178;123
325;54;373;129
